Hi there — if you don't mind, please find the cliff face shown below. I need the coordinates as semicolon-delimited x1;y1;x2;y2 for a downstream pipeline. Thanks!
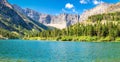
80;2;120;22
79;3;111;21
39;13;80;29
106;2;120;13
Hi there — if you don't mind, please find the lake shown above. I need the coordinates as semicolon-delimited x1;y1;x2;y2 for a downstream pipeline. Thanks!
0;40;120;62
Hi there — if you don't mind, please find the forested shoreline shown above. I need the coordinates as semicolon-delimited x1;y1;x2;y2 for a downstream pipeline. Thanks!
24;22;120;42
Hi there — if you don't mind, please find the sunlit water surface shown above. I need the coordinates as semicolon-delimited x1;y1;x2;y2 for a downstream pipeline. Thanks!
0;40;120;62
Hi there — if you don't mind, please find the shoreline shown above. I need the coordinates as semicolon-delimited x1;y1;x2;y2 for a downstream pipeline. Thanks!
1;36;120;42
23;36;120;42
1;39;120;42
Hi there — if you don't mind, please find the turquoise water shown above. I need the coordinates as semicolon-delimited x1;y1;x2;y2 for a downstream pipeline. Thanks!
0;40;120;62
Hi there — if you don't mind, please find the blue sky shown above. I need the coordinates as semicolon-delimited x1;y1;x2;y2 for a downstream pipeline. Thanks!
8;0;119;14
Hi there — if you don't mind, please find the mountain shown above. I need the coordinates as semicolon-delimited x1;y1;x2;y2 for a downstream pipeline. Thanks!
31;7;120;41
45;13;79;29
13;5;80;29
106;2;120;13
13;5;41;22
80;3;111;21
12;2;120;29
0;0;49;39
80;2;120;22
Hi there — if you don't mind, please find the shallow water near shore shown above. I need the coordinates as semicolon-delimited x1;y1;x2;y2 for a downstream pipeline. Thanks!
0;40;120;62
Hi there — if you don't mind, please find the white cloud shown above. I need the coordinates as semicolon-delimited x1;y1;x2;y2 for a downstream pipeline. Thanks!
79;0;104;5
62;3;78;14
93;0;104;5
80;0;87;4
65;3;74;9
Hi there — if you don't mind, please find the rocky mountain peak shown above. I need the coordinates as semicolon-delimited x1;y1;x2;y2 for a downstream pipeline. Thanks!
106;2;120;13
13;4;80;29
79;3;111;21
0;0;12;8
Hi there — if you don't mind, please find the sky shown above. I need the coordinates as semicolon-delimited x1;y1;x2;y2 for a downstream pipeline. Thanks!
8;0;120;15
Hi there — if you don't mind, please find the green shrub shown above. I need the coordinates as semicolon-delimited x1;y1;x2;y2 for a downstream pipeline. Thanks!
115;37;120;42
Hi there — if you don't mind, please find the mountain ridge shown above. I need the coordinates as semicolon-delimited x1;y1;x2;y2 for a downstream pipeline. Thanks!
13;2;120;29
0;0;50;38
13;4;80;29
